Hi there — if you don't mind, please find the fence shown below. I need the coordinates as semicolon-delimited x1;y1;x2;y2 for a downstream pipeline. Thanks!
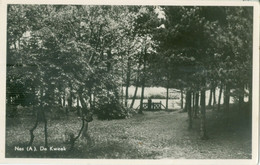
137;100;166;111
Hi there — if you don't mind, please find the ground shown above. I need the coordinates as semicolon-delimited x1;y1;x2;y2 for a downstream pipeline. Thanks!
5;106;251;159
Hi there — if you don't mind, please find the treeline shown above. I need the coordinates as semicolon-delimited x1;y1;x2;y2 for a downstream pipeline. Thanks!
7;5;253;140
153;6;253;138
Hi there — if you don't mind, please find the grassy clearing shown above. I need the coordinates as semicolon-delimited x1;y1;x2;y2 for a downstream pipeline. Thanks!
6;106;251;159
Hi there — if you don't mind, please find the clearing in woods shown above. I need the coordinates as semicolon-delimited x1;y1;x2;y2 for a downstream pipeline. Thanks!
6;106;251;159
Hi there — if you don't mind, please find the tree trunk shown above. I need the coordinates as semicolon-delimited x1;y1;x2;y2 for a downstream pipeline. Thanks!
217;84;223;111
76;96;80;116
192;92;195;113
78;87;87;109
43;111;48;148
93;91;96;109
194;92;199;118
224;84;230;112
88;88;92;109
68;96;72;108
187;90;192;129
183;91;188;112
125;58;131;107
29;88;49;147
62;95;66;107
166;79;169;110
69;117;87;150
39;87;48;147
130;84;138;109
200;87;208;139
238;83;244;112
181;89;184;109
130;64;141;109
139;50;146;114
208;88;213;107
28;108;39;146
59;96;62;106
212;87;216;110
81;122;91;145
224;84;230;123
139;78;145;114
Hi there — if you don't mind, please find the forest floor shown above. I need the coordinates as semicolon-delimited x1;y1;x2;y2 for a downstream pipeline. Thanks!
5;105;252;159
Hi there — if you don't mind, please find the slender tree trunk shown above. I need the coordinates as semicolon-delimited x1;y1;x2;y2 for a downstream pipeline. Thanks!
194;92;199;118
187;90;192;129
130;85;138;109
78;88;93;129
208;88;213;107
125;84;129;107
200;86;208;140
121;68;124;105
43;111;48;148
125;58;131;107
81;120;92;146
166;79;169;110
63;95;65;107
40;87;48;147
32;86;36;116
76;96;80;116
224;84;230;124
139;78;145;114
130;64;141;109
29;88;49;147
192;92;195;113
68;83;73;111
93;91;96;109
139;51;146;114
224;84;230;112
82;121;89;136
212;87;216;110
183;91;188;112
181;89;184;109
238;83;244;112
28;109;39;146
78;91;87;109
217;84;223;111
69;116;91;150
88;88;92;109
59;96;62;106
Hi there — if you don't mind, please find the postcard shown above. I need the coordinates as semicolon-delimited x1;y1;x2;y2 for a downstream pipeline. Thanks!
0;0;259;164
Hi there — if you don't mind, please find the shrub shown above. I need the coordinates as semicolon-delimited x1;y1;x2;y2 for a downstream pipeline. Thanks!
95;96;128;120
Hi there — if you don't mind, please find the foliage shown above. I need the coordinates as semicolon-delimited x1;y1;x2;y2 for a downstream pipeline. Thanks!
6;5;254;149
95;93;128;120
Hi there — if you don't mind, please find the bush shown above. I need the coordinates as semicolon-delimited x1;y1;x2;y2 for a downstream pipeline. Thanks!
95;96;128;120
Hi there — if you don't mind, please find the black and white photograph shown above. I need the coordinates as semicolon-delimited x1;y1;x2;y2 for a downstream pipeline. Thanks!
1;0;259;164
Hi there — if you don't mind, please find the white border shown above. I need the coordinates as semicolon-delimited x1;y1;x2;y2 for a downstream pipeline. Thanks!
0;0;259;165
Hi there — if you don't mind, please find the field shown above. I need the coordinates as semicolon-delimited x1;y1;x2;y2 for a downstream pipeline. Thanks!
6;105;251;159
123;86;243;109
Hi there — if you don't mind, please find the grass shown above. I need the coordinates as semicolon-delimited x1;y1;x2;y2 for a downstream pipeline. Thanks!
6;105;251;159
